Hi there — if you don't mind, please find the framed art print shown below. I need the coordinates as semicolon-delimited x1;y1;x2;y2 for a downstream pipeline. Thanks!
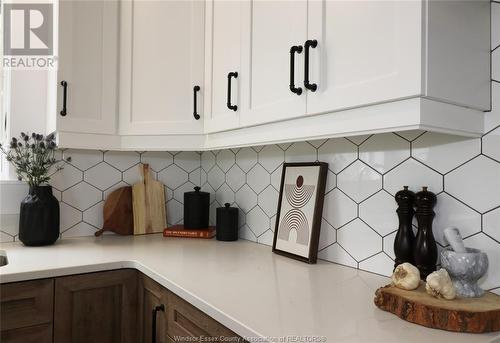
272;162;328;263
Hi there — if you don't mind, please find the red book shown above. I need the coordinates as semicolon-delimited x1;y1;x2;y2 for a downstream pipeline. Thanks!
163;225;216;239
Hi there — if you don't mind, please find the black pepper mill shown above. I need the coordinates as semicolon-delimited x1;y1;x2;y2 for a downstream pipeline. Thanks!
413;186;437;280
393;186;415;270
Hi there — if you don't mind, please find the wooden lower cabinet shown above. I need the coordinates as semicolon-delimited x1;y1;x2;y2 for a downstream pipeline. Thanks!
0;279;54;331
0;270;240;343
139;275;241;342
1;324;53;343
138;274;168;343
53;269;138;343
167;291;238;340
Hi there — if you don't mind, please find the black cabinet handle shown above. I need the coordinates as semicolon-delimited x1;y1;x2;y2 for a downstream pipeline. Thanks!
227;72;238;111
60;81;68;116
193;85;201;120
304;39;317;91
152;304;165;343
289;46;303;95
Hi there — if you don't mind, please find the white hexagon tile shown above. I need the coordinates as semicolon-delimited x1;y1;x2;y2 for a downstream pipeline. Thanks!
359;133;410;174
359;190;398;237
318;138;357;173
235;148;258;172
141;151;173;172
446;156;500;213
337;160;382;203
2;8;500;291
412;132;480;174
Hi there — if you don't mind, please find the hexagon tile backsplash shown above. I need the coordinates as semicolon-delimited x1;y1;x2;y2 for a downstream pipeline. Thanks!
1;1;499;294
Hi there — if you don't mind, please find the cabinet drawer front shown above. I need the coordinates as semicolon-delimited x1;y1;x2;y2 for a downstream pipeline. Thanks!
167;292;237;339
0;279;54;330
1;323;53;343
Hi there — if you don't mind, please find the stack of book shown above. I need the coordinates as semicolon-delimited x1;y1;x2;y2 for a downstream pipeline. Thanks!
163;224;216;239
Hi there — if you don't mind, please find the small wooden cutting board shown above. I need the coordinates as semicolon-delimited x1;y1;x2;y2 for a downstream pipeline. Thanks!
374;283;500;333
132;164;166;235
95;186;134;236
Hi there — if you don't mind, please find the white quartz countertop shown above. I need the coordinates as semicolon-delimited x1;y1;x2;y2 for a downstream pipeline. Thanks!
0;235;498;343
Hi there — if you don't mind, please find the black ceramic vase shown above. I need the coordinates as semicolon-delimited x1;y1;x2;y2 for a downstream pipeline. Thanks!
19;185;60;246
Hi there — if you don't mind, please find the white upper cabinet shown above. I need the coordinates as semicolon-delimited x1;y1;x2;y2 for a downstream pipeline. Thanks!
239;0;308;127
204;0;245;133
206;0;490;149
49;0;489;151
306;0;422;116
55;0;119;135
119;0;205;135
306;0;490;116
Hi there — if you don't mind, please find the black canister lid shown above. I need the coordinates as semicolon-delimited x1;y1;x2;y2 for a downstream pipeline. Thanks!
218;203;237;212
185;186;209;195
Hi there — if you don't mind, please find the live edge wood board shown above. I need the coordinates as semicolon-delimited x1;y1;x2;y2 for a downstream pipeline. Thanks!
374;284;500;333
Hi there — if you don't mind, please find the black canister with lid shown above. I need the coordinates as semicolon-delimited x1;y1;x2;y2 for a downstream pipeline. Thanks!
216;203;239;241
184;186;210;229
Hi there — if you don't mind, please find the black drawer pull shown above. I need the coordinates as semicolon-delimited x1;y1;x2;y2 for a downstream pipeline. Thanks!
227;72;238;111
193;85;201;120
152;304;165;343
289;45;303;95
60;81;68;116
304;39;317;91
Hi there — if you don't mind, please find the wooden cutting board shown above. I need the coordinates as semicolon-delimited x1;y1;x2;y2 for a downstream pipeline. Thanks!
132;164;166;235
95;186;134;236
374;283;500;333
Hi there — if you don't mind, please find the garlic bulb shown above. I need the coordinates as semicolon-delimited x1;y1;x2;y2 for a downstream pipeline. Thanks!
425;269;456;300
391;263;420;290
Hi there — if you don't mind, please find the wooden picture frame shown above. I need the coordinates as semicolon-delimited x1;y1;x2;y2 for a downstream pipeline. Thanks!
272;162;328;263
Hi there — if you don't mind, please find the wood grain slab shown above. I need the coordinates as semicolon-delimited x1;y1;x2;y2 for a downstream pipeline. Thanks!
374;284;500;333
132;164;166;235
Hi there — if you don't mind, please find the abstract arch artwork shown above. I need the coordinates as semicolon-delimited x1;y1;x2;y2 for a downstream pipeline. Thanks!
277;209;310;245
278;175;315;245
273;162;328;263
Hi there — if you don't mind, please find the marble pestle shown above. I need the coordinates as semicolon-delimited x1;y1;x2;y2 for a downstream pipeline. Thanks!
443;227;467;253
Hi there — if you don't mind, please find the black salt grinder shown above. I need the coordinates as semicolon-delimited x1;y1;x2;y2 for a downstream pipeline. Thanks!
393;186;415;270
216;203;239;241
413;186;437;280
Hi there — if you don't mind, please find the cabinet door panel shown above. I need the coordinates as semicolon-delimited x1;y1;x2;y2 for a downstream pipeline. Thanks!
204;0;244;133
138;275;168;343
120;0;204;135
240;0;307;127
57;0;118;134
307;0;421;115
54;269;138;343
